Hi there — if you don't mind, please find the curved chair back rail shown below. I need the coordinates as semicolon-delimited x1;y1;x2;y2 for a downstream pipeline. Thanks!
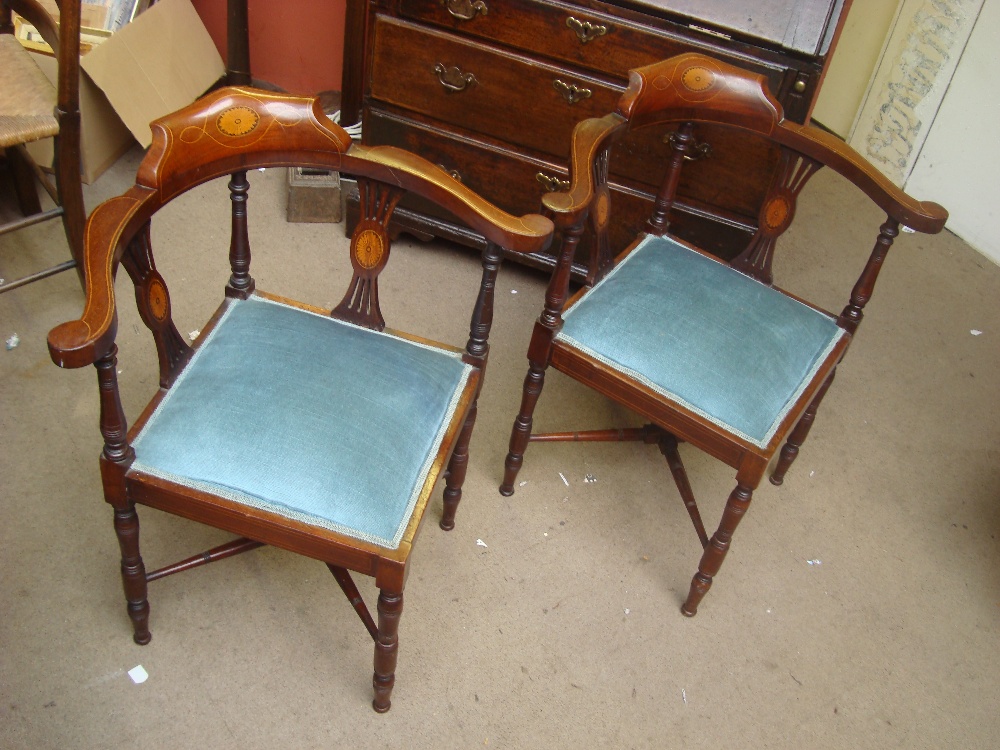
48;86;553;369
615;54;947;234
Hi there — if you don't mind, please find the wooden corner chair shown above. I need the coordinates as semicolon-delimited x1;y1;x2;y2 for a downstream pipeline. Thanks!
500;53;947;617
47;86;553;711
0;0;85;292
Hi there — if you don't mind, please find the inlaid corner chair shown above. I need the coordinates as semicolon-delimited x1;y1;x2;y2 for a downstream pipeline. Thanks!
500;53;947;617
1;0;85;292
47;87;553;711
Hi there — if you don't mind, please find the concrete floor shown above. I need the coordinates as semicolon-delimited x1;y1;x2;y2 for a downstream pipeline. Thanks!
2;147;998;749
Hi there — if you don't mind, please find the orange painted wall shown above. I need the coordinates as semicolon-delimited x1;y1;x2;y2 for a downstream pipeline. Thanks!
190;0;347;95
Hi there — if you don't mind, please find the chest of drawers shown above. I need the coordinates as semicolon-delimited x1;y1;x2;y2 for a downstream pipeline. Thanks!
342;0;849;276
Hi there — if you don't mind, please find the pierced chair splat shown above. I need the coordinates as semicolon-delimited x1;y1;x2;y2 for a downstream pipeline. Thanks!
47;86;553;712
500;53;947;617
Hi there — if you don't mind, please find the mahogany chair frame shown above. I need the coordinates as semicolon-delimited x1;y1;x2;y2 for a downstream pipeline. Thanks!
0;0;85;292
48;86;553;711
501;53;947;616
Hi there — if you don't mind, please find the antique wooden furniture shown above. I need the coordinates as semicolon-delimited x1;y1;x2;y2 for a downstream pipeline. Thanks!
46;86;553;711
0;0;85;292
342;0;851;279
500;53;947;616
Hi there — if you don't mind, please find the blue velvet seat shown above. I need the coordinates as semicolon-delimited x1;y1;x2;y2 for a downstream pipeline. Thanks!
131;295;474;550
557;235;846;449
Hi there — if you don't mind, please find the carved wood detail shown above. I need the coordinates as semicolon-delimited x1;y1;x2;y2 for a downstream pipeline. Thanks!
333;179;405;330
732;149;822;284
121;224;193;388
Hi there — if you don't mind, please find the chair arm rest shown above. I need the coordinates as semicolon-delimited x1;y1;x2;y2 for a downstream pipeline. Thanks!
539;113;628;228
47;190;151;369
783;123;948;234
346;143;554;256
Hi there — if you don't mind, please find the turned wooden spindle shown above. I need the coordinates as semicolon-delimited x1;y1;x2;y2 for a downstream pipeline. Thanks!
226;170;254;298
838;218;899;335
647;121;696;235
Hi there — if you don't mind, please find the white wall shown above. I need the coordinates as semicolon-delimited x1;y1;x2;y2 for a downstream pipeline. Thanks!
905;1;1000;264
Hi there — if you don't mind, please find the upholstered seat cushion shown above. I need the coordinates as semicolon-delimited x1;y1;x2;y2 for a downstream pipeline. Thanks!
0;35;59;148
557;235;846;448
130;296;473;549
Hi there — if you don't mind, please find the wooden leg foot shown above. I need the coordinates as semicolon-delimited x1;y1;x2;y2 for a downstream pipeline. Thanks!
680;483;753;617
500;362;546;495
771;371;835;485
113;505;151;644
441;404;477;531
372;590;403;713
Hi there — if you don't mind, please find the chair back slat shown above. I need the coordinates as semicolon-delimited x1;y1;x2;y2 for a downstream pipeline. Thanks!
119;222;192;387
731;148;822;284
332;179;405;331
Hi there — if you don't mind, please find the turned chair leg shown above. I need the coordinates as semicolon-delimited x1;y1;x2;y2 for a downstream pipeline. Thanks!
681;482;753;617
441;402;477;530
112;503;151;644
500;361;547;495
770;370;836;486
372;589;403;713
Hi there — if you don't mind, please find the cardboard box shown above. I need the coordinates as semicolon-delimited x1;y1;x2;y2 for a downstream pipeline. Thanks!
23;0;224;182
80;0;225;148
24;52;133;184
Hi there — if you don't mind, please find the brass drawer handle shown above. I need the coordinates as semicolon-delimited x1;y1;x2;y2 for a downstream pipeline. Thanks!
664;131;712;161
434;63;479;93
536;172;570;192
566;16;609;43
438;164;463;182
553;79;592;105
441;0;488;21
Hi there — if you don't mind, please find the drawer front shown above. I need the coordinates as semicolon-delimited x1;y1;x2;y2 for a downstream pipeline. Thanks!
370;16;623;161
398;0;788;95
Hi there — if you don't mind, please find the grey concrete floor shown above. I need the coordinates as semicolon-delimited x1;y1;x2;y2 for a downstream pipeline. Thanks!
2;147;998;749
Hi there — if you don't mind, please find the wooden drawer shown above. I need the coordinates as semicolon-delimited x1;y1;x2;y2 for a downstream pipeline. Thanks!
397;0;788;94
370;16;775;220
370;15;623;161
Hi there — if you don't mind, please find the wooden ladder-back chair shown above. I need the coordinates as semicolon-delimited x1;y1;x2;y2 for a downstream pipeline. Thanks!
47;86;553;711
500;53;947;617
0;0;84;292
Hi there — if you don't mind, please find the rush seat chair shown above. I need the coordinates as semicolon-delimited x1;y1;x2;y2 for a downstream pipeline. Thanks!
500;53;947;617
0;0;85;292
47;86;553;711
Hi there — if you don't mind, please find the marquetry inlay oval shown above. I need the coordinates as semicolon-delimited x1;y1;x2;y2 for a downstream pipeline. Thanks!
681;66;715;93
594;190;610;229
217;106;260;137
763;196;791;230
147;277;169;322
353;228;385;270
